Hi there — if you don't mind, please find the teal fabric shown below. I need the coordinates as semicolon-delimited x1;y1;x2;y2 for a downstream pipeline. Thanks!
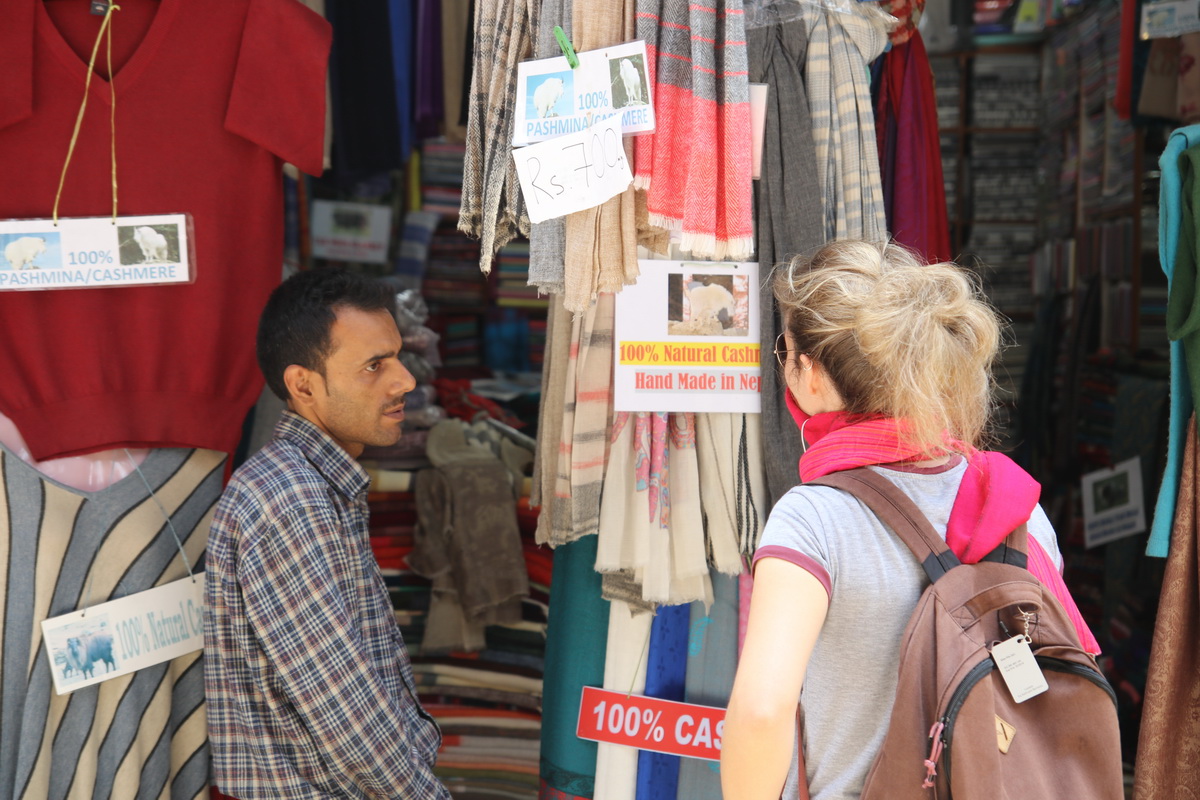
676;572;740;799
1149;125;1200;557
539;536;609;798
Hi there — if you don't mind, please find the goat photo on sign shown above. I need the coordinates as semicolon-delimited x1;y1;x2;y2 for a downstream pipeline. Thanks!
118;223;180;265
609;53;649;108
1;231;61;270
527;71;574;119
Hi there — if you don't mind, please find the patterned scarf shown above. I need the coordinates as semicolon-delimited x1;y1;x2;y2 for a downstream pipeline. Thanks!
786;391;1101;654
634;0;754;260
800;2;889;242
458;0;537;273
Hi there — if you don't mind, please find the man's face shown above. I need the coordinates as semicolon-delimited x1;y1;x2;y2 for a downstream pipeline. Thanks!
305;306;416;458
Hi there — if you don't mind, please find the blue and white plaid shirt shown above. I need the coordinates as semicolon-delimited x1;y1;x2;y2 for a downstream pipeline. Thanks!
204;411;448;799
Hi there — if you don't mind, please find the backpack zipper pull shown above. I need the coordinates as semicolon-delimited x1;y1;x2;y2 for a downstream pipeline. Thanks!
922;720;946;789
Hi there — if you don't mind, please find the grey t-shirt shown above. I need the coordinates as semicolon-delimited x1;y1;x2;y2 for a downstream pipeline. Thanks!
753;459;1062;800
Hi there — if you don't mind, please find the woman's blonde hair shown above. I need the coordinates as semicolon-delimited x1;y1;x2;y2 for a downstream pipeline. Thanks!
775;239;1002;455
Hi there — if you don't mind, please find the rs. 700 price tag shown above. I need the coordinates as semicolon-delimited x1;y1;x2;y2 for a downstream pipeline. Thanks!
575;686;726;761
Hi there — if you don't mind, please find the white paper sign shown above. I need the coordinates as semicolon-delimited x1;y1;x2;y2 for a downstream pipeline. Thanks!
1081;456;1147;549
513;114;634;223
0;214;194;291
1140;0;1200;39
41;575;205;695
514;40;655;146
311;200;392;264
614;260;761;414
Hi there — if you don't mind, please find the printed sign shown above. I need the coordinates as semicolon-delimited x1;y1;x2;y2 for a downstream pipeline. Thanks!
310;200;393;264
41;575;205;695
576;686;726;761
1080;456;1146;549
513;113;634;223
1140;0;1200;38
514;40;655;146
0;214;194;291
614;260;761;413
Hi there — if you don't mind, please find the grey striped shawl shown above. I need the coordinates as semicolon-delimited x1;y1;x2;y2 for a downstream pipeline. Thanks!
801;2;890;242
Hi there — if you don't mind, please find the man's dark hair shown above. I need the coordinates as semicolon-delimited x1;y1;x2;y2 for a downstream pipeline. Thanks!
257;269;395;401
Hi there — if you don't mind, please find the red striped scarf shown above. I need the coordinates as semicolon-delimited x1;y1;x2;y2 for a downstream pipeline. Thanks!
787;391;1101;654
634;0;754;260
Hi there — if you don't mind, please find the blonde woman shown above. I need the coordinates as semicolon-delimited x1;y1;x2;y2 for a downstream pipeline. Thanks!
720;241;1097;800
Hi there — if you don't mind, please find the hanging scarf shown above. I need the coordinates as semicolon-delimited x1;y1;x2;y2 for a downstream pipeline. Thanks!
784;391;1101;654
634;0;754;260
458;0;537;273
800;2;889;242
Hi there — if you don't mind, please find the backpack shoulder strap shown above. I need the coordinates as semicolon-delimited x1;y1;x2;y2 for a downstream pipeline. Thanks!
807;468;1030;582
806;468;963;583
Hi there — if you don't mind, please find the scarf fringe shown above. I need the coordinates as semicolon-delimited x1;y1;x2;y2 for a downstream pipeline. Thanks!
644;213;755;262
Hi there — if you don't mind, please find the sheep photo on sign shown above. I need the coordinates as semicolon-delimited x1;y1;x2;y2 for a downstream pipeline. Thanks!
43;616;121;689
667;273;751;337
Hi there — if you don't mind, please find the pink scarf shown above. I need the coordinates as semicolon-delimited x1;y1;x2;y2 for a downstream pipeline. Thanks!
787;392;1101;654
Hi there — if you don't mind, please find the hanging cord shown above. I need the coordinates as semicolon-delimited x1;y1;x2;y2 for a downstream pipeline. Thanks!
125;449;197;583
53;3;121;225
80;446;191;615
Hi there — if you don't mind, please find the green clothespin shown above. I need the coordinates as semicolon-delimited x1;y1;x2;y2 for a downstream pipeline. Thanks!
554;26;579;69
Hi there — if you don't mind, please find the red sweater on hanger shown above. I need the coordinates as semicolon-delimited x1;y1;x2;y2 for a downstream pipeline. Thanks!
0;0;330;460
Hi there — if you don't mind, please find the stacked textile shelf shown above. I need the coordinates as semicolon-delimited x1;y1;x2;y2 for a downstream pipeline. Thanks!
1074;220;1136;349
365;490;434;644
423;222;490;311
494;240;546;310
971;134;1040;222
931;56;961;130
1039;27;1081;242
528;317;547;370
423;221;489;370
417;504;552;800
363;487;551;800
965;223;1038;312
1076;2;1135;214
421;140;467;218
970;53;1039;128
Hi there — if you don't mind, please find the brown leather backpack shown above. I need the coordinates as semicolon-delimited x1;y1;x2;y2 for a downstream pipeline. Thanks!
802;469;1124;799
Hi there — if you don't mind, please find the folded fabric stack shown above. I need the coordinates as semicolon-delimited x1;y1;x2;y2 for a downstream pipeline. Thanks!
494;239;546;310
421;139;468;217
416;502;551;800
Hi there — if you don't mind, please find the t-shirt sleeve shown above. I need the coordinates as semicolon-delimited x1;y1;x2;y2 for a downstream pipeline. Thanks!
752;488;835;599
224;0;332;176
1026;503;1063;572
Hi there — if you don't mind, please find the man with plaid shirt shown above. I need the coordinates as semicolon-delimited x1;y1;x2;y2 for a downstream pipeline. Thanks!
204;270;450;799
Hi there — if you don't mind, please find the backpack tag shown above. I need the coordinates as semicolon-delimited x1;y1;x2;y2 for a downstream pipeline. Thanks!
991;635;1049;703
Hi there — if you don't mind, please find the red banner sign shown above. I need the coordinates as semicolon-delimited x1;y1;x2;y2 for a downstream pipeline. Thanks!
575;686;727;761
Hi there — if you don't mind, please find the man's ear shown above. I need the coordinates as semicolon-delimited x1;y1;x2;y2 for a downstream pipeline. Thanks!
283;364;317;407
